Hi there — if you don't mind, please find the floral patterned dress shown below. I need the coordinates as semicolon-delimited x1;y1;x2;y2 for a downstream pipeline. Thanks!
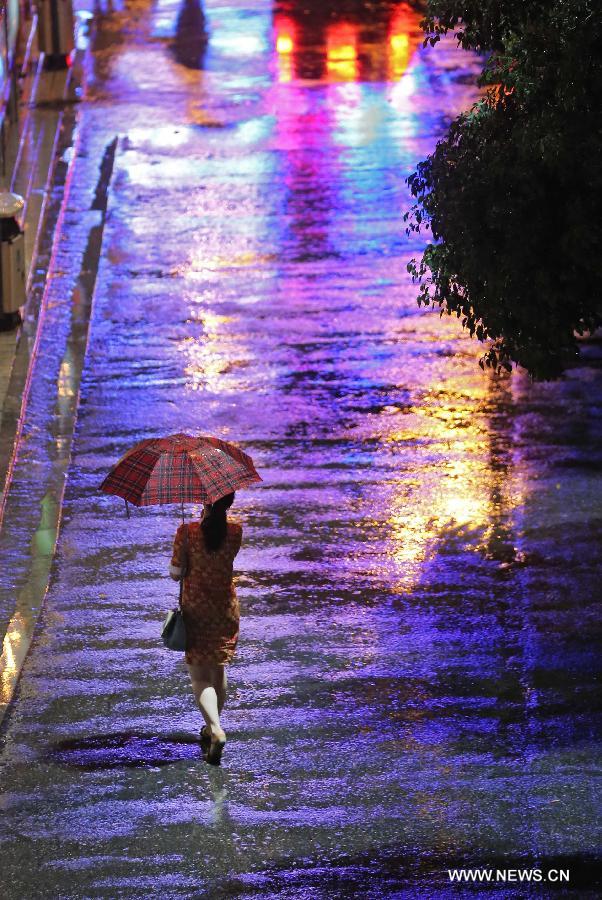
170;520;243;666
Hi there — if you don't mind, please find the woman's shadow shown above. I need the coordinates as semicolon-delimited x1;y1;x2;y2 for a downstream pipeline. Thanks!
170;0;208;70
47;731;204;769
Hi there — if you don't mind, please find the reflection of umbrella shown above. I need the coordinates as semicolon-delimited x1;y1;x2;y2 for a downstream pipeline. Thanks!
100;434;261;512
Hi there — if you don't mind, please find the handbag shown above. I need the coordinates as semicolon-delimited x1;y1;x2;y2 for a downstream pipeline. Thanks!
162;607;186;651
161;525;188;651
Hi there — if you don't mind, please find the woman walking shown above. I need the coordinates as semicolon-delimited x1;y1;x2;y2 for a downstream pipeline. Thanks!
170;492;242;765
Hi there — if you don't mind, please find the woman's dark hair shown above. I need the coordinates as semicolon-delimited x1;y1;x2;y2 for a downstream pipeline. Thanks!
201;492;235;552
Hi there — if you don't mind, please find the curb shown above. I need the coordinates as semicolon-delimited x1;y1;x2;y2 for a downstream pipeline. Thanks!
0;91;80;532
0;131;118;725
0;16;117;725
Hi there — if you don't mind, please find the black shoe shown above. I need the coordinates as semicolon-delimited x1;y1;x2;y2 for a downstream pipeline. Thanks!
204;729;226;766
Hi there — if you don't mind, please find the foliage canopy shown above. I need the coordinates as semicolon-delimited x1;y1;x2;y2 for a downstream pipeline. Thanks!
405;0;601;378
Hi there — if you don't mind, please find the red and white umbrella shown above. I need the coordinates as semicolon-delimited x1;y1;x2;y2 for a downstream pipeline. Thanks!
100;433;261;513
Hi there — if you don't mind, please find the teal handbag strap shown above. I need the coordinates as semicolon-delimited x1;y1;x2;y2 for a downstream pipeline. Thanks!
178;525;189;607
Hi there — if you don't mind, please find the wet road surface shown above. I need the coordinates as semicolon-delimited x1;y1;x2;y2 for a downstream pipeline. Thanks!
0;0;601;896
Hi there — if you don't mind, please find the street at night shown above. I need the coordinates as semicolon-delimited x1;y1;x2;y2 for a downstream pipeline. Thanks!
0;0;600;896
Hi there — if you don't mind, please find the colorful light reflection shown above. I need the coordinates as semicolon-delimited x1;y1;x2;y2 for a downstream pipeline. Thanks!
388;4;413;81
273;7;420;85
326;22;358;82
274;15;296;83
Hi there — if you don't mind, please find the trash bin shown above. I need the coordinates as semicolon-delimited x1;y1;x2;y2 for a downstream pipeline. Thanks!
37;0;75;69
0;192;26;332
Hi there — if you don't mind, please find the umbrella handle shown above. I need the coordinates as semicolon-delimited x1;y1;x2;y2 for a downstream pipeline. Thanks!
125;499;130;519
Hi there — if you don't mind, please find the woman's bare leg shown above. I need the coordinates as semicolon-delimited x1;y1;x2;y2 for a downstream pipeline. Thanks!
187;663;224;737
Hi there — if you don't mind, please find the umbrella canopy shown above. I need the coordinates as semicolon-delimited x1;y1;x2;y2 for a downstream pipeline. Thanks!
100;433;261;507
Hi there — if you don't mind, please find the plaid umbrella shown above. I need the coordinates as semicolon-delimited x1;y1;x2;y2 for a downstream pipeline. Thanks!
100;434;261;508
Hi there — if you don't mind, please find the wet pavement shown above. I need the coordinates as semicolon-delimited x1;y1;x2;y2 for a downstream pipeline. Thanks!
0;0;601;896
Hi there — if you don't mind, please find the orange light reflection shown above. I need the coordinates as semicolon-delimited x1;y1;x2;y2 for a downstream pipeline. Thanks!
326;22;358;82
382;366;524;595
388;3;413;80
274;15;296;83
277;34;293;55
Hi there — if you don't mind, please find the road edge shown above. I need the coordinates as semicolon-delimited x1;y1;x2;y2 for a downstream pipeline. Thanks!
0;132;118;727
